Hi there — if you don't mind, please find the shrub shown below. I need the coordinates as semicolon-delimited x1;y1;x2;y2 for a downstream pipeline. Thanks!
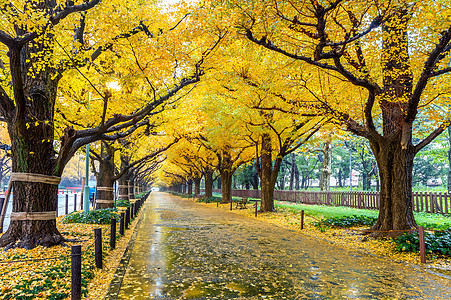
394;229;451;256
62;208;119;224
116;199;131;207
314;215;377;229
198;196;221;203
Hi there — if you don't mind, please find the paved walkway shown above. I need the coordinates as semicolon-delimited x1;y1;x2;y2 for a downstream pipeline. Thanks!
115;192;451;299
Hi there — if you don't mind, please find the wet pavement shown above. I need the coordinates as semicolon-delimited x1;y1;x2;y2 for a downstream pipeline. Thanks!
115;192;451;299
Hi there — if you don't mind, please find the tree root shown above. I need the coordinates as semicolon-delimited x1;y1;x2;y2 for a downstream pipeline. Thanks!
0;232;66;250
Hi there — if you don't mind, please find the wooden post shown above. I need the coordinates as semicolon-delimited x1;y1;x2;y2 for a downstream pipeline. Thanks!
125;207;130;229
418;226;426;264
217;197;219;207
110;218;116;249
120;213;125;236
65;194;69;215
131;203;135;219
300;210;304;230
94;228;102;269
254;202;258;217
230;197;232;211
71;245;82;300
74;194;77;212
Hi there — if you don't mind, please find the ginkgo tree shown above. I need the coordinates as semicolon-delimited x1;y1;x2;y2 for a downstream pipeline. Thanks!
205;37;327;211
0;0;222;248
234;0;451;233
90;130;177;209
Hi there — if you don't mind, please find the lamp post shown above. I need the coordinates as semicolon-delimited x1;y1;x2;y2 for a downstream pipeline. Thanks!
83;92;104;212
83;145;90;212
83;82;120;212
83;92;93;212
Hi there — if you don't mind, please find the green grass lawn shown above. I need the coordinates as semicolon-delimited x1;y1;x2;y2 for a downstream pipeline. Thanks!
275;201;451;230
205;192;451;230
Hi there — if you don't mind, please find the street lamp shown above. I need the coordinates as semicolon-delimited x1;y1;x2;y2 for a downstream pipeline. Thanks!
83;82;120;212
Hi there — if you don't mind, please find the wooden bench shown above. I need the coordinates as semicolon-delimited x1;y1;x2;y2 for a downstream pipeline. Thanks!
235;197;248;209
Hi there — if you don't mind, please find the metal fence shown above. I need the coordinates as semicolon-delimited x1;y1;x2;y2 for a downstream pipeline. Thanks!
209;189;451;215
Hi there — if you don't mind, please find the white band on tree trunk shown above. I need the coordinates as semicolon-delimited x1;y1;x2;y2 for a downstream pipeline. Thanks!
96;187;114;191
96;200;115;204
11;173;61;185
10;211;57;221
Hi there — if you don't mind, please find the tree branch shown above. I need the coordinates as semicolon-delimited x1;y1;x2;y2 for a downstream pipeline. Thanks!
17;0;102;47
414;122;449;154
408;26;451;122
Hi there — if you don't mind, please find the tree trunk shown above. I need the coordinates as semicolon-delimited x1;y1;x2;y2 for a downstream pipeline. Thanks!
294;163;300;190
370;11;417;234
128;177;135;200
1;123;62;248
0;34;68;248
319;141;331;191
258;134;282;212
362;172;368;190
95;143;115;209
216;177;221;189
245;181;250;190
338;169;343;188
193;176;201;196
187;180;193;195
289;153;297;190
118;156;130;201
204;169;213;198
252;171;259;189
220;172;233;204
371;139;417;233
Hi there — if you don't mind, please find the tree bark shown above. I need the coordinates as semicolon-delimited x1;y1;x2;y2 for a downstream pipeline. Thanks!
217;177;222;189
370;11;417;233
252;171;259;190
220;171;233;204
95;143;115;209
319;141;331;191
289;153;297;190
257;134;282;212
294;165;300;190
337;169;343;188
218;148;238;204
370;139;417;233
118;155;130;201
128;177;135;200
193;176;201;196
204;169;213;198
0;43;64;248
187;179;193;195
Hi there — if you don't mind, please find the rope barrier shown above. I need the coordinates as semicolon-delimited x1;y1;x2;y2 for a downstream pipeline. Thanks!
11;172;61;185
10;211;57;221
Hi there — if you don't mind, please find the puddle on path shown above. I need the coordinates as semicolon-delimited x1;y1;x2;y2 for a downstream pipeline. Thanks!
117;192;451;299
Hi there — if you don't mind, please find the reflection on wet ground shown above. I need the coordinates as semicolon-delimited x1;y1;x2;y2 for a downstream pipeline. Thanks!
116;192;451;299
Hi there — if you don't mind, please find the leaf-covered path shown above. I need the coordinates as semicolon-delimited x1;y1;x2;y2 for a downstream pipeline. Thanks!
114;192;451;299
